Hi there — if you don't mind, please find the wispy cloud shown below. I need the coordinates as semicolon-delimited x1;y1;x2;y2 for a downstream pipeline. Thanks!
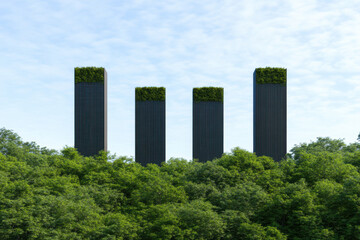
0;0;359;159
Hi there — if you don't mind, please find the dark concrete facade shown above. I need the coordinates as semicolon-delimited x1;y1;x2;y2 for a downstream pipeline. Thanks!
75;71;107;156
253;72;286;161
135;101;165;165
193;101;223;162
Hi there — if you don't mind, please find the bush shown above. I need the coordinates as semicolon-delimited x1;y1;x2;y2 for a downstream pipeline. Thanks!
193;87;223;102
255;67;286;85
74;67;105;84
135;87;165;101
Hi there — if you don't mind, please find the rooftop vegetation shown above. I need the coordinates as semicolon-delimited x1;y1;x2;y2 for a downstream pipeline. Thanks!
255;67;287;85
75;67;105;84
193;87;224;102
135;87;165;101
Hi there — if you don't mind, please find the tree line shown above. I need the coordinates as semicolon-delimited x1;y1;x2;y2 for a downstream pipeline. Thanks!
0;127;360;239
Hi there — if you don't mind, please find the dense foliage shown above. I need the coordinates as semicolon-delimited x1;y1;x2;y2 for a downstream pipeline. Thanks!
135;87;165;101
1;127;360;239
193;87;224;103
255;67;287;85
75;67;105;84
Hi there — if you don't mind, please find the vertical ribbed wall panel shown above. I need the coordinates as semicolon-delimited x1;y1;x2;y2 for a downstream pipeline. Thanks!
193;101;223;162
253;74;286;161
135;101;165;165
75;77;107;156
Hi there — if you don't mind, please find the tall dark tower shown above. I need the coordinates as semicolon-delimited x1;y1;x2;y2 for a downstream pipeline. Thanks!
253;67;287;161
193;87;224;162
75;67;107;156
135;87;165;165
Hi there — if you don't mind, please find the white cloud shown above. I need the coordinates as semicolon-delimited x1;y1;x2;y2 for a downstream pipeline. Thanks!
0;0;360;159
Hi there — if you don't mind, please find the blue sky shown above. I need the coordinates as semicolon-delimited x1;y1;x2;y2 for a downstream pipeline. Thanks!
1;0;360;160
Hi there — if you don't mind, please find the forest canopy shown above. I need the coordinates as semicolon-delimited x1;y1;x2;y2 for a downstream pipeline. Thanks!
1;127;360;239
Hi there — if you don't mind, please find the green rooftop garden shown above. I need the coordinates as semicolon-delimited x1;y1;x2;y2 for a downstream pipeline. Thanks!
75;67;105;84
193;87;224;102
255;67;287;85
135;87;165;101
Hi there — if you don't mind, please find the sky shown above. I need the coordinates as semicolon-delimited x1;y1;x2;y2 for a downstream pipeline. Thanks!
1;0;360;160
